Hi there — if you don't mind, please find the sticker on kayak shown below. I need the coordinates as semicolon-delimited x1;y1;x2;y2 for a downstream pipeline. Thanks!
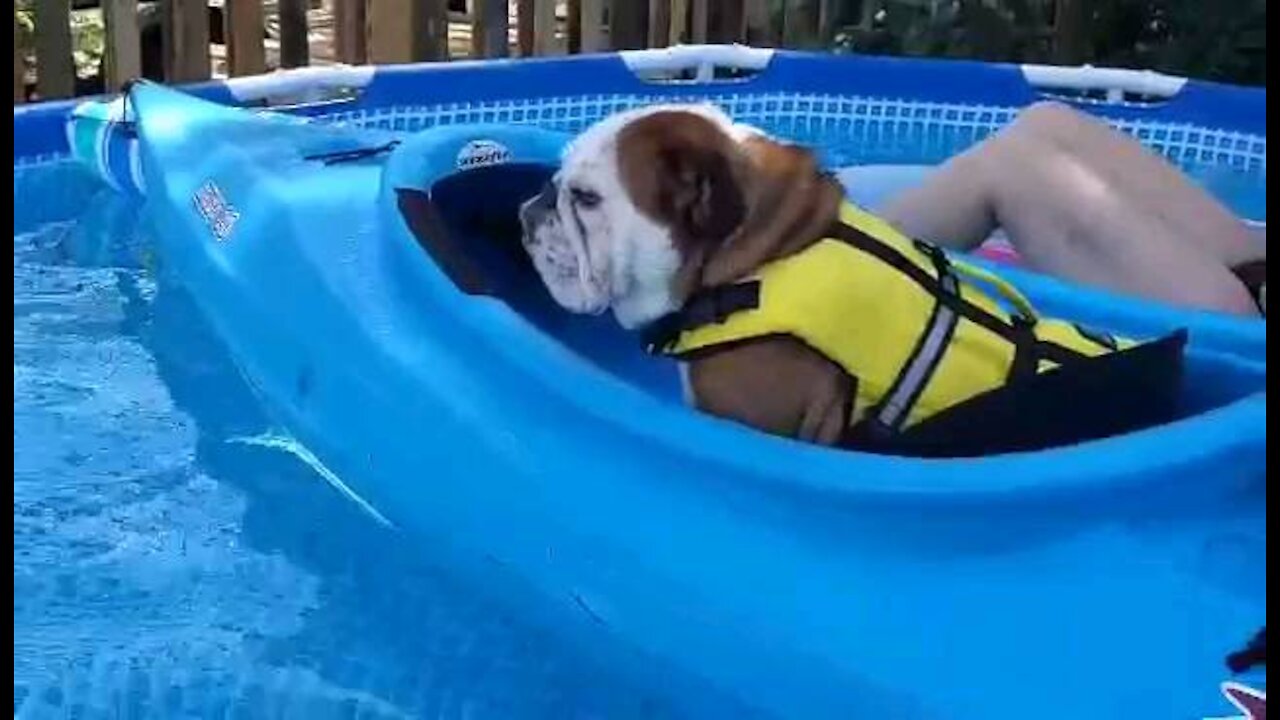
193;180;240;242
456;140;512;170
1206;682;1266;720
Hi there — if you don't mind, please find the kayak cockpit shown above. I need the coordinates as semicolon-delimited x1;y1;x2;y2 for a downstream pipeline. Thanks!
384;124;1264;458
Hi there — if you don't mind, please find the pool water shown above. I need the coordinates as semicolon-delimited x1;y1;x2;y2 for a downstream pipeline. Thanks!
14;160;680;719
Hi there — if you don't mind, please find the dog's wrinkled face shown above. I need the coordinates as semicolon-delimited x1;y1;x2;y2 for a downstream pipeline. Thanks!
519;105;751;328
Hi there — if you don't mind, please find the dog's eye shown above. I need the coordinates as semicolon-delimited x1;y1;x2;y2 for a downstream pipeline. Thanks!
570;187;602;209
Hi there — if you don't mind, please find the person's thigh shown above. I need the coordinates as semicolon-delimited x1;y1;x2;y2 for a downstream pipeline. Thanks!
1006;102;1262;268
881;102;1261;315
991;134;1258;315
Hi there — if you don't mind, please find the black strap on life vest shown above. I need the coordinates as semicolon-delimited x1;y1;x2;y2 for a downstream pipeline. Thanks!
1007;314;1042;382
642;281;763;354
823;222;1090;370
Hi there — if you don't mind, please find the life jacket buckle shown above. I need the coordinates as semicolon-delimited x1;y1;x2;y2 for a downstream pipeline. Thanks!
912;238;948;265
912;239;961;295
1010;313;1037;330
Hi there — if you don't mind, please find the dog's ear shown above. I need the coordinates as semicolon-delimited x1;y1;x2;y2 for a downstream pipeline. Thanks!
697;137;844;287
656;142;746;244
618;111;747;249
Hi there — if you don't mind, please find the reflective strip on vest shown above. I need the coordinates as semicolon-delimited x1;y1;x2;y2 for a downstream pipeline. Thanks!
874;269;959;430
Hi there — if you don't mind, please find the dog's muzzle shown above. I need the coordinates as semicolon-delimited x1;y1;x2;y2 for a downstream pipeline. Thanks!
517;179;610;315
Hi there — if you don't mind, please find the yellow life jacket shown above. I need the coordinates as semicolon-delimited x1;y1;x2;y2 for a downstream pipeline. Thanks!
645;202;1140;438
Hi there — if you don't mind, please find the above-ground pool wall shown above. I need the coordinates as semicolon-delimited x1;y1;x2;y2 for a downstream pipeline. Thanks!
16;48;1267;172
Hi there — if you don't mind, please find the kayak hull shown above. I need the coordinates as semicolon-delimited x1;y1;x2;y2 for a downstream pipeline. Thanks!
128;82;1265;719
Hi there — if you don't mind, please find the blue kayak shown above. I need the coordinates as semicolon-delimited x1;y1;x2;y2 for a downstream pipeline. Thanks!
115;81;1263;718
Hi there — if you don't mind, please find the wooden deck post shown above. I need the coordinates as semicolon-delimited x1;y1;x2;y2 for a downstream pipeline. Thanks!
369;0;448;63
708;0;745;44
817;0;837;44
516;0;535;56
743;0;774;46
647;0;670;48
579;0;606;52
690;0;708;43
33;0;75;98
611;0;647;50
102;0;142;91
333;0;367;64
471;0;509;58
667;0;687;43
532;0;558;55
164;0;211;83
224;0;266;76
278;0;310;67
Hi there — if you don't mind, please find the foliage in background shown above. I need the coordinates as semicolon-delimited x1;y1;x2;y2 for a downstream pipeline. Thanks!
70;11;107;78
16;0;109;81
1089;0;1265;85
15;2;34;72
828;0;1265;86
833;0;1053;62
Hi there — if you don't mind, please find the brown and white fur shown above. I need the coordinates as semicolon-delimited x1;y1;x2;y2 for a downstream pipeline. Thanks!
519;105;856;445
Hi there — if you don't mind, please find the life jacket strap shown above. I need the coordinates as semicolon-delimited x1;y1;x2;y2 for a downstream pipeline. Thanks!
642;281;762;355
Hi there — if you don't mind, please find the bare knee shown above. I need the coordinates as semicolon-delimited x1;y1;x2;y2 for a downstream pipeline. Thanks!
988;102;1118;188
966;128;1069;212
1015;100;1081;125
1005;101;1095;144
971;103;1072;165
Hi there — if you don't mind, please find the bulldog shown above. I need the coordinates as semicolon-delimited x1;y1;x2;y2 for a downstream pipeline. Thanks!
517;104;861;446
516;105;1185;453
